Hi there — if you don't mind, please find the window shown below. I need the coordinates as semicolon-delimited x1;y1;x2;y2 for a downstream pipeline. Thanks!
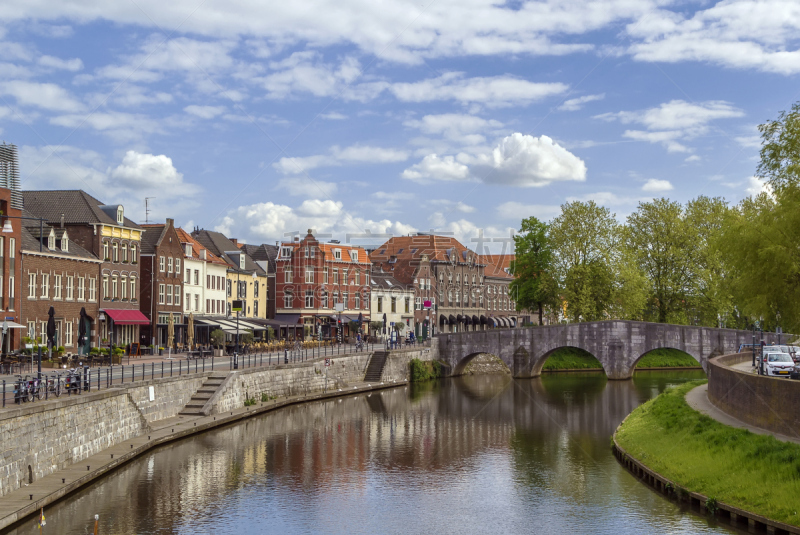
103;241;109;260
324;267;329;284
226;279;231;297
40;321;46;344
158;284;165;304
343;269;349;284
354;271;360;285
455;290;460;305
48;232;55;250
66;276;74;300
112;242;118;262
89;278;96;301
7;277;13;306
130;278;135;300
206;298;210;313
175;258;181;274
377;297;383;313
281;247;292;258
305;266;314;283
284;291;293;308
334;249;342;260
405;297;410;313
254;281;259;298
448;289;452;304
116;206;123;225
254;300;258;316
121;244;127;262
41;274;49;298
349;250;358;262
322;291;328;309
174;286;181;306
333;269;338;284
194;294;199;312
131;245;137;263
194;270;199;285
354;294;360;310
28;273;36;298
168;257;173;273
342;292;348;308
207;274;210;288
415;297;422;310
111;276;118;299
389;297;397;313
284;267;292;283
65;321;73;347
159;256;165;272
166;284;173;305
186;269;191;283
54;275;62;299
78;277;85;301
121;276;127;300
305;290;314;308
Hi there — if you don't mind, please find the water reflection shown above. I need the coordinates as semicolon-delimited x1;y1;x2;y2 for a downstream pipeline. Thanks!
10;371;730;535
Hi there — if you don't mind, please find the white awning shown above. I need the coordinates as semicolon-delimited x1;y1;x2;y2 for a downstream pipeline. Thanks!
1;321;26;329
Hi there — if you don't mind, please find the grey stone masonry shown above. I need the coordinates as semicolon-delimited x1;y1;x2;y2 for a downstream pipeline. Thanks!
433;320;786;379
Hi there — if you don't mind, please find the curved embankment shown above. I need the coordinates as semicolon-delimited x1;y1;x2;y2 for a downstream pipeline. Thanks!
613;380;800;534
708;352;800;438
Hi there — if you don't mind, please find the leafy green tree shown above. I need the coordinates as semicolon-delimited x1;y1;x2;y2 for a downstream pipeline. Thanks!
625;198;696;324
563;259;614;321
757;101;800;192
509;216;558;325
608;244;650;320
549;200;619;276
210;328;226;348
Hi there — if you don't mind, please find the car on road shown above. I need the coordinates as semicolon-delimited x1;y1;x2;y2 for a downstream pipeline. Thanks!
762;352;794;377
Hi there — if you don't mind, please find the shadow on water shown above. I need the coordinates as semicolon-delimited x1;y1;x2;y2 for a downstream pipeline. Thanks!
6;371;733;535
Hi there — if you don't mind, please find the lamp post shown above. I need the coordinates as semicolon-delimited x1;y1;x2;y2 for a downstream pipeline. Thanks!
234;270;257;356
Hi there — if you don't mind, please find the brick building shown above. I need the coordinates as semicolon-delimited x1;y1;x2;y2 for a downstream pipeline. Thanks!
276;230;371;340
20;214;102;353
369;234;517;335
0;186;23;351
140;219;185;348
23;191;149;349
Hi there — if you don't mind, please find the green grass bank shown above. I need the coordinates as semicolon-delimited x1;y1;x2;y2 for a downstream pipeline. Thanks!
542;347;701;371
615;381;800;527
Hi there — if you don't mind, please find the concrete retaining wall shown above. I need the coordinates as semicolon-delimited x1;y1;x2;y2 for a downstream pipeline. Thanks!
708;352;800;438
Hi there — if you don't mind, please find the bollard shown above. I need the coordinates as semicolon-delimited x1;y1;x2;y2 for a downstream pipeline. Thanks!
62;478;65;484
87;466;90;471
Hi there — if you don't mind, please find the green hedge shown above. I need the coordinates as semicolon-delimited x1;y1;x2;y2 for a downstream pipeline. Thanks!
410;358;442;383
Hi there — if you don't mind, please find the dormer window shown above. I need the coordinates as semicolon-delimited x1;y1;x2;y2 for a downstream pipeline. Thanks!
61;232;69;252
334;249;342;260
47;229;55;250
281;247;292;258
239;253;245;270
116;206;124;225
349;250;358;262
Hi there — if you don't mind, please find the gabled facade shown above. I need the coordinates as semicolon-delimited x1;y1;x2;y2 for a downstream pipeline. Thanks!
23;190;148;348
140;219;185;347
176;228;228;319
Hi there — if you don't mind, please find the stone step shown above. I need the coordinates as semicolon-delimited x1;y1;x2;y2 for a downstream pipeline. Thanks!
184;403;206;409
178;410;203;416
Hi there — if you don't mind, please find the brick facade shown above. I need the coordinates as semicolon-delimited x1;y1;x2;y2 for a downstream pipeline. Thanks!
140;219;185;348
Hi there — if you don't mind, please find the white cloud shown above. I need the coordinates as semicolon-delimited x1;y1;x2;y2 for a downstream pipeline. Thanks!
558;93;605;111
184;105;226;119
50;111;161;141
745;175;773;197
109;150;200;195
597;100;744;152
685;154;701;162
277;177;338;198
274;144;408;174
0;80;84;112
495;201;561;221
641;178;673;192
736;135;761;148
404;113;503;145
428;199;476;213
391;72;568;107
403;133;586;187
320;112;347;120
37;55;83;71
567;191;646;207
627;1;800;75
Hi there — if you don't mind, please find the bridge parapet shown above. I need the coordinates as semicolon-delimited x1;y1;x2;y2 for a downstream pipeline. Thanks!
433;320;786;380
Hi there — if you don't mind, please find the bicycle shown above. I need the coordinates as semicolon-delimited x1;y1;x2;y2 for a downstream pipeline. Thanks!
13;375;31;403
46;373;62;398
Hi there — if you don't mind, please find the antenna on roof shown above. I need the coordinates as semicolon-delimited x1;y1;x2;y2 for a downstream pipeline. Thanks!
144;197;156;224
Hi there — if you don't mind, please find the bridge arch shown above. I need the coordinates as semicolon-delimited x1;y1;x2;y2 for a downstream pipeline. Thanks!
631;347;702;371
532;346;604;376
452;351;506;376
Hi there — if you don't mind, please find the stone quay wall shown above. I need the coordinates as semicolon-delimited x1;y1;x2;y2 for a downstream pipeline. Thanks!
708;352;800;438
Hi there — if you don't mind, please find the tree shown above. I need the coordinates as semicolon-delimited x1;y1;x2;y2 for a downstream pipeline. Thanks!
608;244;650;320
625;198;696;324
509;216;558;325
563;259;614;321
210;328;226;348
757;101;800;192
549;200;619;277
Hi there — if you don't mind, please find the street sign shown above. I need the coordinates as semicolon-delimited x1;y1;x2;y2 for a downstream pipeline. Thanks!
232;299;243;312
334;303;345;312
4;316;13;321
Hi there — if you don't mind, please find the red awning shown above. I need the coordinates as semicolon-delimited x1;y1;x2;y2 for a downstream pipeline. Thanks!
102;309;150;325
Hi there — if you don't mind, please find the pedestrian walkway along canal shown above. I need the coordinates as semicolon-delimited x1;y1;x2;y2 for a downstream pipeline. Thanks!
8;370;735;534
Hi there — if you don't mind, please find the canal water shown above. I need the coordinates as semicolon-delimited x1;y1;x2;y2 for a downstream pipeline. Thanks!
12;371;738;534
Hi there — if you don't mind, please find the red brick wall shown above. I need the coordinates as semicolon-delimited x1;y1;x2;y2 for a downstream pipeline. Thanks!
139;221;184;344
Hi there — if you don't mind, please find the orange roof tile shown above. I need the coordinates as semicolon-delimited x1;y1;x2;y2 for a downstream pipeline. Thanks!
479;254;514;279
176;227;229;266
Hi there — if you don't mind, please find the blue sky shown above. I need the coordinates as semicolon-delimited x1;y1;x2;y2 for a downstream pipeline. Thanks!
0;0;797;251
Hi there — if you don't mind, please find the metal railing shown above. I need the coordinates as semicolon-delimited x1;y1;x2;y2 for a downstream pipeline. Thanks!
0;340;419;408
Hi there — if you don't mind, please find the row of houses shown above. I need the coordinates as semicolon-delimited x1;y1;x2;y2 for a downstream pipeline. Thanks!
0;148;520;353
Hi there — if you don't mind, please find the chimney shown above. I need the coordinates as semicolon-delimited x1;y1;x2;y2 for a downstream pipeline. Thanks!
166;218;174;228
231;238;238;246
60;213;64;228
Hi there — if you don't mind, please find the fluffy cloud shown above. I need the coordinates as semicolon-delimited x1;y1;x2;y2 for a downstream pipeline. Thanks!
641;178;673;192
403;133;586;187
404;113;503;145
0;80;84;112
184;105;226;119
37;55;83;71
558;93;605;111
391;72;568;107
277;177;338;198
745;176;773;197
596;100;744;152
627;1;800;74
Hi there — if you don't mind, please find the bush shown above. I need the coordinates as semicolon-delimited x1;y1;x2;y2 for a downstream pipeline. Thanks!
410;358;442;383
210;328;226;348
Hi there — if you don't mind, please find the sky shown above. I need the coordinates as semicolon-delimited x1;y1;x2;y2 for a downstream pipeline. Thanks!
0;0;797;252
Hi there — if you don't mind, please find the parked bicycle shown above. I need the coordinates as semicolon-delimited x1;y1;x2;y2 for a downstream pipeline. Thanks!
64;368;82;394
45;373;62;398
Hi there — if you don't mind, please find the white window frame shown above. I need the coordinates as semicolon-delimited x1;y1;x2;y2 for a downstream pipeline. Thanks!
159;256;165;272
54;275;62;299
66;276;74;300
89;277;96;301
166;284;173;305
305;266;314;283
158;284;165;305
28;273;36;298
41;274;49;298
305;290;314;309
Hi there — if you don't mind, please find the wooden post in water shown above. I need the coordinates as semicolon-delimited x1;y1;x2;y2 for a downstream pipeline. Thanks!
94;514;99;535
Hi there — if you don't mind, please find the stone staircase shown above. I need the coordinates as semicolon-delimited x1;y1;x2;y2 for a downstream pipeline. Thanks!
364;351;389;382
179;374;226;416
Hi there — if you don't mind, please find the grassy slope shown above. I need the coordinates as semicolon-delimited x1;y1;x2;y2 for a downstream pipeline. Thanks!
616;381;800;526
635;348;702;368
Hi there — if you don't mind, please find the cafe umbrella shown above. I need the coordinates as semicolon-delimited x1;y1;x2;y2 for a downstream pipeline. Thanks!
78;307;88;355
44;306;56;379
167;313;175;353
187;312;194;351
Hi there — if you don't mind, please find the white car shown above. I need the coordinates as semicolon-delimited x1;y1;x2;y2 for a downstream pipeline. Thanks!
762;352;794;377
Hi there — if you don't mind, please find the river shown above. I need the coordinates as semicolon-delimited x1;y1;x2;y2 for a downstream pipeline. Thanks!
11;370;740;534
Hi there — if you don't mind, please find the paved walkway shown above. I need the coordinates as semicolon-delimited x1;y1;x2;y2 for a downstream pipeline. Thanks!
685;383;800;445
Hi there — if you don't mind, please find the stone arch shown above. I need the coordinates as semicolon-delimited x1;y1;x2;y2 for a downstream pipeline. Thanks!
531;345;605;377
631;346;703;371
452;351;508;376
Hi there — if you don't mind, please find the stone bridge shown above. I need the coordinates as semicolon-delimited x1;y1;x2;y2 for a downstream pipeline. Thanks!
432;320;785;380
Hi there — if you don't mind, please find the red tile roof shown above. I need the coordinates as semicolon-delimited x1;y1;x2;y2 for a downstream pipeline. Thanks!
175;228;229;266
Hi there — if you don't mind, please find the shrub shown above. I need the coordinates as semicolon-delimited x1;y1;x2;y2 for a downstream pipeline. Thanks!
210;328;226;348
410;358;442;383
